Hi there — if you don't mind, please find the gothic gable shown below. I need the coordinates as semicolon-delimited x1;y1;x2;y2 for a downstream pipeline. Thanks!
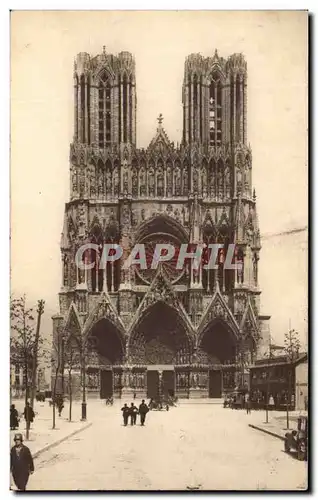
82;292;125;338
128;265;195;336
198;282;240;340
147;117;173;156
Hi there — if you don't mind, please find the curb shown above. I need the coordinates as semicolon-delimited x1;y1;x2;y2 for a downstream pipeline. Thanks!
249;423;285;441
33;422;93;459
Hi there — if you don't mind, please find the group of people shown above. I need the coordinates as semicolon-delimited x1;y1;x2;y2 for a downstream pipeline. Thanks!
121;400;149;426
10;402;35;430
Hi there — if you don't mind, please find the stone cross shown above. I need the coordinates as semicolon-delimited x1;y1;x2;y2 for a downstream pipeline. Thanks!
157;113;163;126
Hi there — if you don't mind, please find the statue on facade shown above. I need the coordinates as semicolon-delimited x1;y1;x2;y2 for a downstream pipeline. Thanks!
98;168;104;196
132;170;138;196
139;169;146;196
106;170;112;196
175;167;181;195
157;169;164;197
166;167;172;196
113;168;119;196
148;169;155;196
89;165;96;197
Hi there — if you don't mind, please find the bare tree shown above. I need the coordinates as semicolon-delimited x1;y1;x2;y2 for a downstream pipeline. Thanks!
64;337;80;422
51;326;64;430
284;327;301;429
10;295;45;439
30;300;45;408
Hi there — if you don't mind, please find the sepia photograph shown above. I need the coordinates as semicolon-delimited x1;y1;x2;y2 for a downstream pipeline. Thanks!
10;10;308;491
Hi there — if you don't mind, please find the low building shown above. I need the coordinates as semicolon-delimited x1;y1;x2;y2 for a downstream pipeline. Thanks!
295;354;308;411
249;352;308;410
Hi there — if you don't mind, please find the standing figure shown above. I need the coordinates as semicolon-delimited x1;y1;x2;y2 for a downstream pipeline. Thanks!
129;403;138;426
10;433;34;491
268;394;275;410
245;393;251;414
55;395;64;417
10;404;19;430
138;400;149;426
121;403;130;426
23;402;35;428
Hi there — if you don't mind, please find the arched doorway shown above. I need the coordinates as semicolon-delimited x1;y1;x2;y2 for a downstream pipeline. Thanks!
129;302;192;398
87;319;124;399
198;320;238;397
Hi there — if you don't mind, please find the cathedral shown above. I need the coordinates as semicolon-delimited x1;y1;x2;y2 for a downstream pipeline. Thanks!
52;47;270;400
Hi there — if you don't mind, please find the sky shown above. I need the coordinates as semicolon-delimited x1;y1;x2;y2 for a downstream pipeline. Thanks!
10;11;308;346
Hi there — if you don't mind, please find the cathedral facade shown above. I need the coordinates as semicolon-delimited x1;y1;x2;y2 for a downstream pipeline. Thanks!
52;48;270;400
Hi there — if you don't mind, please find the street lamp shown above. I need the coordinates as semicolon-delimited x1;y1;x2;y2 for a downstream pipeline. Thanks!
80;340;87;421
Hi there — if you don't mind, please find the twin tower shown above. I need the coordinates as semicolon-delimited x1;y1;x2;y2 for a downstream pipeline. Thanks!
73;48;247;149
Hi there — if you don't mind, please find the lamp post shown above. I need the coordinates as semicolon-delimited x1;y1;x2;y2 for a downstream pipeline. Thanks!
81;355;87;422
81;340;87;421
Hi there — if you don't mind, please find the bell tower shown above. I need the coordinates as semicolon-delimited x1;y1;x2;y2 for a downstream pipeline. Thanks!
73;48;136;148
182;50;247;147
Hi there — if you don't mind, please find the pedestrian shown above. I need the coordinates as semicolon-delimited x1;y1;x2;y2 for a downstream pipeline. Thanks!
55;395;64;417
10;433;34;491
121;403;130;426
138;399;149;426
268;394;275;410
246;395;251;415
23;402;35;428
10;404;19;430
244;392;249;410
129;402;138;425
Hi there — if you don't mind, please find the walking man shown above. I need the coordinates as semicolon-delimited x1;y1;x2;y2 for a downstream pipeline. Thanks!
23;402;35;428
10;404;19;430
10;433;34;491
130;402;138;425
121;403;130;426
245;394;252;414
139;400;149;426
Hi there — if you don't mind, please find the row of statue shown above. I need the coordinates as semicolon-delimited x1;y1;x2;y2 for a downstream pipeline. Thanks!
70;161;252;200
86;369;236;391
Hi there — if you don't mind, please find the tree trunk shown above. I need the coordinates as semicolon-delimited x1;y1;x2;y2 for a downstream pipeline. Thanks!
69;371;72;422
52;367;59;430
24;362;30;440
30;301;44;409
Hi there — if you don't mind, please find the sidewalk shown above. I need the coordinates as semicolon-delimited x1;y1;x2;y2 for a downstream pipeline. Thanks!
10;399;92;457
247;409;307;441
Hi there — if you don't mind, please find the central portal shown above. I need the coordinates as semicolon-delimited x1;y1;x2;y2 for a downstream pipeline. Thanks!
129;302;192;365
146;366;176;399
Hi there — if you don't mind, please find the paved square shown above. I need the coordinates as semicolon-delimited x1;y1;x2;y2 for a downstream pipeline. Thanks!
28;403;307;491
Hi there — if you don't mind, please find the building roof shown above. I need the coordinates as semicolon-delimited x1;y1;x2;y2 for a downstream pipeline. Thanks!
252;352;307;369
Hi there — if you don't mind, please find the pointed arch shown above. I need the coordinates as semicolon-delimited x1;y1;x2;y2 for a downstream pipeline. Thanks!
134;213;189;244
198;285;240;342
128;301;194;365
83;292;126;341
98;72;112;148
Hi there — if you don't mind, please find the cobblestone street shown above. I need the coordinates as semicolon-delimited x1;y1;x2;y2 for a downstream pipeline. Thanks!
26;402;307;491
